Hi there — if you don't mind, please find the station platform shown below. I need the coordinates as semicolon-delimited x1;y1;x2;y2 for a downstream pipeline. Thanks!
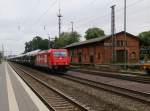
0;62;49;111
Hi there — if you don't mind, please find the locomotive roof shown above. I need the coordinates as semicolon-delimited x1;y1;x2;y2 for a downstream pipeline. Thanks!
47;49;67;52
65;31;139;48
37;49;67;54
38;50;48;54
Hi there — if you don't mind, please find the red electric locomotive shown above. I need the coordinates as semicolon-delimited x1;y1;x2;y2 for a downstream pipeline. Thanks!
35;49;70;72
9;49;70;72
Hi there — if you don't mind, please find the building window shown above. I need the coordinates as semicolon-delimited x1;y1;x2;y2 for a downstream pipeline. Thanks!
131;52;136;59
130;52;136;63
125;40;128;46
117;40;120;46
84;54;86;60
116;40;128;47
120;40;124;46
98;53;100;60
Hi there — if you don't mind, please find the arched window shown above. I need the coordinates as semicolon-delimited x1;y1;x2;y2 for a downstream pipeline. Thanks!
131;52;136;59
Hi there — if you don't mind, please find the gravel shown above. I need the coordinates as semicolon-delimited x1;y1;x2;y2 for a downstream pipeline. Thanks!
11;63;150;111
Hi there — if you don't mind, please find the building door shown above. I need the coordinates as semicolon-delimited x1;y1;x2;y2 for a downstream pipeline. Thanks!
89;47;94;64
78;52;82;63
90;55;94;63
116;50;128;63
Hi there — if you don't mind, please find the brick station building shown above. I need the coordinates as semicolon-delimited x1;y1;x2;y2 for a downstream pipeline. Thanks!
65;31;140;65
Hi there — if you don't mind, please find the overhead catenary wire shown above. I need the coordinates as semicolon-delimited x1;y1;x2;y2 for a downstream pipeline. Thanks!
31;0;57;26
22;0;58;36
21;0;41;25
15;0;58;37
16;0;148;39
18;0;143;31
59;0;149;35
74;0;146;29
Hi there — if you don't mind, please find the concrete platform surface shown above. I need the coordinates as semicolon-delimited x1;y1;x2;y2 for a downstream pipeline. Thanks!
0;62;49;111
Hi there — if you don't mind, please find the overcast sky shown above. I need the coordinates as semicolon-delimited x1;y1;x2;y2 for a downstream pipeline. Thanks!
0;0;150;55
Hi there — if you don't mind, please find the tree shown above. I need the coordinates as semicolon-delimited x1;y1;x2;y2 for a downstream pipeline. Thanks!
39;39;49;50
54;31;81;48
25;41;32;52
24;36;49;53
139;31;150;46
84;27;105;40
32;36;42;50
24;31;81;52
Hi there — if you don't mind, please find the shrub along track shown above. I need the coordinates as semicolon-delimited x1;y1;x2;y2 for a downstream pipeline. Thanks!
10;62;150;111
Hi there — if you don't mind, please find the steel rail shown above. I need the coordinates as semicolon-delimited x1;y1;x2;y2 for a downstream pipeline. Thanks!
59;74;150;104
10;64;56;111
10;62;150;105
10;64;90;111
70;69;150;84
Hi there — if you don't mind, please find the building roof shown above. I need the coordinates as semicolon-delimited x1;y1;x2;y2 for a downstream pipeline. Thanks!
65;31;139;48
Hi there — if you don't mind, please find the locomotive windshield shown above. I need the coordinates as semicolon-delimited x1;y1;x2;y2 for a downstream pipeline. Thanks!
53;51;67;57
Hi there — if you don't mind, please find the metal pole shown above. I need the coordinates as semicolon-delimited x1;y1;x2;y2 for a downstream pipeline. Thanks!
57;0;62;38
58;10;62;38
2;44;4;59
48;35;51;49
111;5;116;63
124;0;127;70
71;21;74;33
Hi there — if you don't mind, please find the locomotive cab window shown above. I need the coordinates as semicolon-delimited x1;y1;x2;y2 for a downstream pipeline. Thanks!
53;52;67;57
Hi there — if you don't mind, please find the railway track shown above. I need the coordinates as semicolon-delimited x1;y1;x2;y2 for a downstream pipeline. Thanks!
10;64;90;111
70;68;150;84
10;62;150;105
59;74;150;104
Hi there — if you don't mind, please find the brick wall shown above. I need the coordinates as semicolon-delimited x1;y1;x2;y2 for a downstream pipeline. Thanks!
68;32;140;65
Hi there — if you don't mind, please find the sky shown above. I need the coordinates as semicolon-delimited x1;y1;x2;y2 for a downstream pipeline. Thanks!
0;0;150;55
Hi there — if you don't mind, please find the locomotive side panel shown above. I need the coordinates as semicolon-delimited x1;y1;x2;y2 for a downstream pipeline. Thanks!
35;52;49;68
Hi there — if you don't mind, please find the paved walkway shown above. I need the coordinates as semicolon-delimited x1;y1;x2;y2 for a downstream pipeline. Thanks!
0;62;49;111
